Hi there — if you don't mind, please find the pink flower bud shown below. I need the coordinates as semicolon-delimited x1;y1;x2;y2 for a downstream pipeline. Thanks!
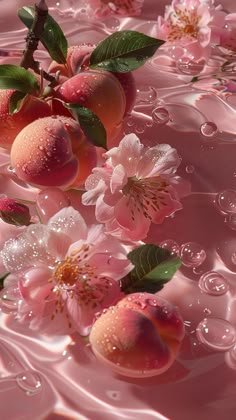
0;198;31;226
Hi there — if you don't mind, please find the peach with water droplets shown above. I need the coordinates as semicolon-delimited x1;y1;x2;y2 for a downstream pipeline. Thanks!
52;69;126;144
10;116;97;188
0;90;52;149
89;293;185;378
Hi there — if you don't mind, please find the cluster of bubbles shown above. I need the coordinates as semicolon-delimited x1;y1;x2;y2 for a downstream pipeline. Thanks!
159;239;236;356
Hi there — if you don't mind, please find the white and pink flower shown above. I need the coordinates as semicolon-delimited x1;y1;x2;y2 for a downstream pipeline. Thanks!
153;0;226;60
87;0;144;18
82;134;190;241
0;207;133;335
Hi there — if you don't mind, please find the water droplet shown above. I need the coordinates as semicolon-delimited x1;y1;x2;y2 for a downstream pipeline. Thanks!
134;300;147;309
134;122;145;134
177;58;205;75
196;318;236;351
203;308;212;315
103;17;120;31
146;298;157;307
126;116;134;127
159;239;180;255
145;119;153;128
106;390;121;400
216;189;236;214
0;286;19;313
180;242;206;267
152;107;169;124
16;371;42;395
36;188;71;223
136;87;157;104
167;46;185;60
198;271;229;296
185;165;195;174
200;122;218;138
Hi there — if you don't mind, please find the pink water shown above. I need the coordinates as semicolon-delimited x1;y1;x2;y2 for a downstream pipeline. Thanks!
0;0;236;419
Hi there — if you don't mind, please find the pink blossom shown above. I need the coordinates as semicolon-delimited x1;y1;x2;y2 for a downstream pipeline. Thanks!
154;0;226;60
0;207;133;335
82;134;190;241
87;0;144;18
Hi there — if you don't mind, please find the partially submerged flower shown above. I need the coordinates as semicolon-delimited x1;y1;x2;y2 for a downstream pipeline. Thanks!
87;0;144;18
82;134;190;241
154;0;225;60
0;207;133;335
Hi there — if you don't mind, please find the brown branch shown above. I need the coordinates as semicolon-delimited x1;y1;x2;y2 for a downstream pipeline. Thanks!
20;0;48;70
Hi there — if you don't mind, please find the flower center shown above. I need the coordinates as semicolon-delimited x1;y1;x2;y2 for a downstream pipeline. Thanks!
122;176;169;220
48;245;112;325
167;9;199;42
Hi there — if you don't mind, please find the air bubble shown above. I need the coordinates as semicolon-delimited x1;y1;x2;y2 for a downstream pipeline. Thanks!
152;107;169;125
104;17;120;31
177;58;205;75
198;271;229;296
196;318;236;351
216;189;236;214
159;239;180;255
135;87;157;105
16;371;42;395
200;122;218;137
185;165;195;174
134;122;145;134
180;242;206;267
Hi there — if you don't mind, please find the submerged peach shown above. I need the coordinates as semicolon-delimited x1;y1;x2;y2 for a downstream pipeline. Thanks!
52;69;126;143
10;116;96;188
0;90;52;149
89;293;185;378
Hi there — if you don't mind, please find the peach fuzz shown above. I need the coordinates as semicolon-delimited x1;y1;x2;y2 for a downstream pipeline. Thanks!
52;70;126;144
0;90;52;149
10;116;97;188
89;293;185;378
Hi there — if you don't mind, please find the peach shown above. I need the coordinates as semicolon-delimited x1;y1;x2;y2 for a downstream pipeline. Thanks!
49;43;136;116
113;71;136;115
52;70;126;143
89;293;185;378
10;116;97;188
0;90;52;149
48;43;95;80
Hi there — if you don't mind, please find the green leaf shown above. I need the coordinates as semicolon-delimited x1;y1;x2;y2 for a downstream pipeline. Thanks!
65;103;107;149
0;65;39;93
89;30;165;72
122;244;182;294
18;6;68;64
9;91;28;114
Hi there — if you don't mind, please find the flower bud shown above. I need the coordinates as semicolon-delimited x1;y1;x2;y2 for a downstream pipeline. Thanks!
0;198;31;226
